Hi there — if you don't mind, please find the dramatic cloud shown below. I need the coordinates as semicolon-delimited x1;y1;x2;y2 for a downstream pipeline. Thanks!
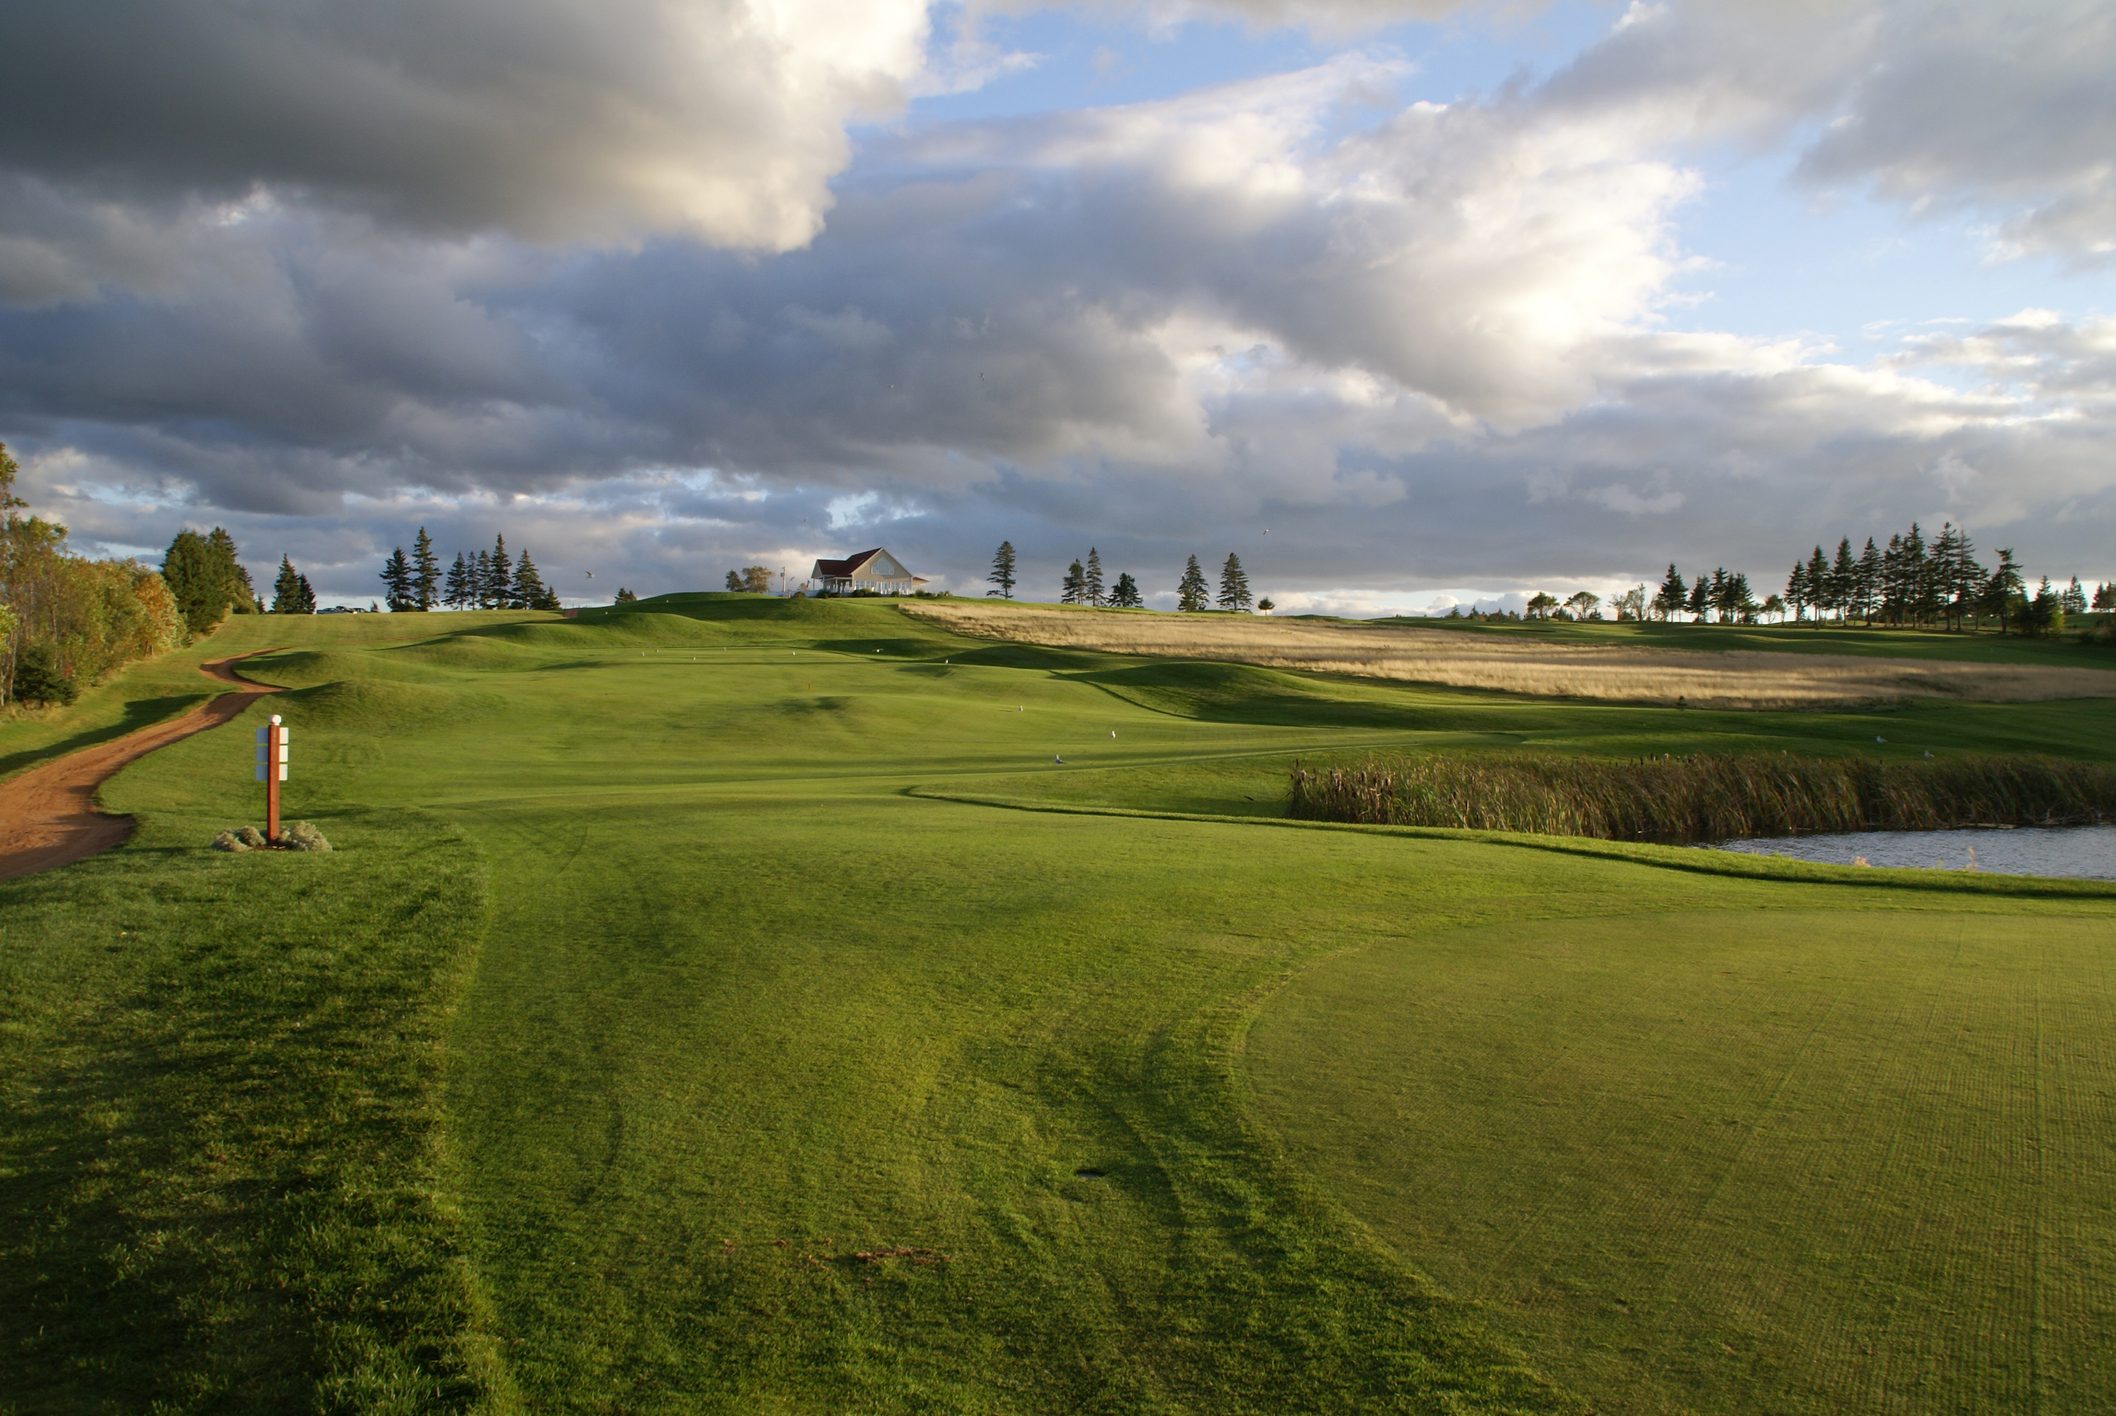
3;0;2112;608
1544;0;2116;265
0;0;931;249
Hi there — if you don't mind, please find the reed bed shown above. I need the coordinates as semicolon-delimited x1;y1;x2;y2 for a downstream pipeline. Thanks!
904;602;2116;708
1287;752;2116;844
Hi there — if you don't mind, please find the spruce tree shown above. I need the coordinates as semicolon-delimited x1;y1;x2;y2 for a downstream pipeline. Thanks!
412;527;440;611
445;552;471;609
1060;559;1086;604
1177;555;1209;612
487;535;512;608
1084;548;1105;607
1830;538;1857;622
474;550;492;608
205;528;257;613
271;555;307;613
1985;548;2025;635
1685;575;1711;623
1786;561;1809;623
511;550;549;611
1217;553;1251;611
614;587;639;605
987;541;1017;599
1653;564;1687;621
296;574;317;614
1951;531;1984;630
1110;572;1141;609
1855;538;1882;624
380;547;414;611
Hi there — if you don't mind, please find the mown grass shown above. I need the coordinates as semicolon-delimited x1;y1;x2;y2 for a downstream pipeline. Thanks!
1289;751;2116;842
4;591;2115;1413
1246;908;2116;1413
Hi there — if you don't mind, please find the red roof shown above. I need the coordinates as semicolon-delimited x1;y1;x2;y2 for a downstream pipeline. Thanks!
811;548;886;578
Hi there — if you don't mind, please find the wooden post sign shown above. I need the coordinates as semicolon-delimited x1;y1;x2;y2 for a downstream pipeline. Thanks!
254;714;289;843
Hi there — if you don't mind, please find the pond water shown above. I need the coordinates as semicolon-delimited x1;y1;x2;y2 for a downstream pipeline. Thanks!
1714;824;2116;881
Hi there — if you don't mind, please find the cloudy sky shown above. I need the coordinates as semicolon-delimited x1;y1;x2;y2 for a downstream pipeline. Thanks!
2;0;2111;613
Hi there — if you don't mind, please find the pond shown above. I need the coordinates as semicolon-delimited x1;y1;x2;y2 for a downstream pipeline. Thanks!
1713;823;2116;881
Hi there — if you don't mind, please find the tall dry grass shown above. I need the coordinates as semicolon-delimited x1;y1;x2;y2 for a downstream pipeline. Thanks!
904;601;2116;708
1287;753;2116;843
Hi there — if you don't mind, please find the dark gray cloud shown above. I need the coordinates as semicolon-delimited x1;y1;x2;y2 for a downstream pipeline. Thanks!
0;0;931;248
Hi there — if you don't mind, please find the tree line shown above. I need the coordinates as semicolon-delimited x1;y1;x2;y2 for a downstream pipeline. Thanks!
1512;521;2109;638
374;531;562;612
987;542;1270;613
1777;523;2099;636
1;442;189;707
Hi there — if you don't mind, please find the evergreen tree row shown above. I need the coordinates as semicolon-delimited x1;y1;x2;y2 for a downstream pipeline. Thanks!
1640;521;2105;637
379;531;561;612
989;542;1267;613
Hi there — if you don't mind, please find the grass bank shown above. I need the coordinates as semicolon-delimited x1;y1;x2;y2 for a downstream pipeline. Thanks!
1288;751;2116;843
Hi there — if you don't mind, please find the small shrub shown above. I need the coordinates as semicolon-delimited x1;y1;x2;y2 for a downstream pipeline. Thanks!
10;645;77;705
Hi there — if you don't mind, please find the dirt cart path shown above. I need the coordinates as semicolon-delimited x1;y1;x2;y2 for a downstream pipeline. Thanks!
0;653;281;884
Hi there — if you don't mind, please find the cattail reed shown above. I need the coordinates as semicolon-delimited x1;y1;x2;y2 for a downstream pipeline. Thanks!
1286;753;2116;844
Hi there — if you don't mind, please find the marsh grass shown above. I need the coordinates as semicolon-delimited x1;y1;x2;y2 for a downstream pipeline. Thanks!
1288;752;2116;843
906;601;2116;708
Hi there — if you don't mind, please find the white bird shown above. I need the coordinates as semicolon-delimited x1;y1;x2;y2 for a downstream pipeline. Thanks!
1110;730;1117;738
1053;755;1064;765
1875;735;1886;744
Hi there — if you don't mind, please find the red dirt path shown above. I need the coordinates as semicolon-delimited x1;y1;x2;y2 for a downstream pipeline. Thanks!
0;653;281;884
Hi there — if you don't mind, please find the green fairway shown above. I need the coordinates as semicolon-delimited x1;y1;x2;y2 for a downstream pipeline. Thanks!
4;594;2113;1412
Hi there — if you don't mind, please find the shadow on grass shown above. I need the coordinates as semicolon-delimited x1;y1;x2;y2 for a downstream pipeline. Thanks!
0;824;498;1411
0;693;205;780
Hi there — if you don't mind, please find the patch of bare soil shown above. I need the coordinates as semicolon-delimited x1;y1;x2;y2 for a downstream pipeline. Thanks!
0;653;281;884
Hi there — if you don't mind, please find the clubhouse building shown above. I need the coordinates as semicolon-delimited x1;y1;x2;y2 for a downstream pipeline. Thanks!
806;547;929;597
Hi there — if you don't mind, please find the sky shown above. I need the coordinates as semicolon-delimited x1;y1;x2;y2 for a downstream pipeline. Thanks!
1;0;2111;614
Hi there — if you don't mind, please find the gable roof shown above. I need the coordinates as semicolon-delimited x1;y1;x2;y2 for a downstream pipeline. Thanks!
811;547;887;579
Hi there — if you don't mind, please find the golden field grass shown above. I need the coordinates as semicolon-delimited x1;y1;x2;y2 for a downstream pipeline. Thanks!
902;601;2116;708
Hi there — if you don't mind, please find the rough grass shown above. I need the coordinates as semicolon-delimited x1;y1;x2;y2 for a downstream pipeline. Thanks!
1289;751;2116;842
904;600;2116;708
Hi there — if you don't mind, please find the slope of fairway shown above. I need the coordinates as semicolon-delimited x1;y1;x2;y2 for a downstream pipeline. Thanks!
1245;907;2116;1413
5;594;2113;1412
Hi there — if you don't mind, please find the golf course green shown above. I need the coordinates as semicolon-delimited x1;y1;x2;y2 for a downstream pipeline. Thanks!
4;595;2113;1413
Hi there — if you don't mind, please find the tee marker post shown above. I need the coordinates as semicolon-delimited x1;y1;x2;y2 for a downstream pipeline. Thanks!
255;714;289;843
